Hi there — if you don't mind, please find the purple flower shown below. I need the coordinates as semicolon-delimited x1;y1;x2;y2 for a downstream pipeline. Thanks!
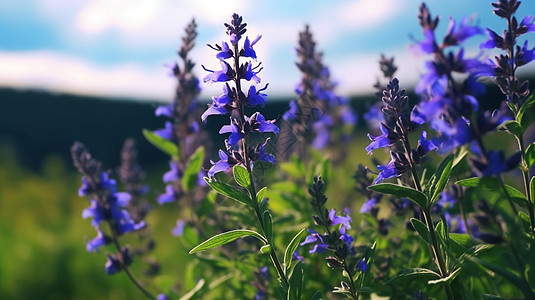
244;63;261;83
154;121;173;140
312;115;333;149
158;185;175;204
105;254;121;275
172;219;185;236
155;103;173;117
480;28;501;49
247;84;268;107
251;113;279;134
282;101;298;121
163;162;180;183
417;131;437;156
292;249;304;262
519;15;535;33
216;41;233;60
201;84;233;122
256;143;276;164
374;159;398;184
243;35;262;59
203;60;233;83
157;294;169;300
472;150;521;177
360;196;380;213
412;29;436;55
300;229;328;253
443;17;483;46
219;123;243;146
366;124;395;154
208;150;235;177
339;225;354;248
86;227;110;252
328;208;352;230
357;258;367;272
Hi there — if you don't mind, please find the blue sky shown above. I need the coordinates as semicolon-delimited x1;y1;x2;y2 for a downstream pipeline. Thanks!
0;0;533;101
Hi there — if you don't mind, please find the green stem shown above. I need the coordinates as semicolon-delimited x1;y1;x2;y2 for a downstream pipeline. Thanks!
516;136;535;234
108;222;156;300
342;260;359;300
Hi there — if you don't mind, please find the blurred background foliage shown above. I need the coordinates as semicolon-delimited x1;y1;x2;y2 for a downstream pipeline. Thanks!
0;79;528;299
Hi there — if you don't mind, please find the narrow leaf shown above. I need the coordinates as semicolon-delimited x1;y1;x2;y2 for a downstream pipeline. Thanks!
178;278;205;300
284;228;307;271
368;183;428;209
256;187;268;203
503;120;524;139
531;176;535;205
427;268;460;285
142;129;179;159
385;268;440;285
518;94;535;129
430;154;453;204
233;165;251;188
287;262;303;300
525;143;535;168
183;147;204;192
410;218;430;244
456;177;528;207
518;211;532;232
310;291;323;300
205;178;252;206
189;229;266;254
470;257;532;296
263;211;273;242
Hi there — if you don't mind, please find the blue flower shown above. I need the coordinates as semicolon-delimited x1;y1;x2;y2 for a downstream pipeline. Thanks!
339;225;354;248
443;17;482;46
480;28;501;49
328;208;352;230
251;113;279;134
158;185;175;204
247;84;268;107
292;249;304;262
203;60;233;83
312;115;333;149
172;219;185;236
243;35;261;59
374;159;398;184
105;254;121;275
155;103;173;117
356;259;367;272
256;143;276;164
154;121;173;140
208;150;235;177
366;124;395;154
300;229;328;253
244;63;262;83
519;15;535;33
201;84;233;122
360;196;380;213
282;101;298;121
412;29;436;55
157;294;169;300
163;162;180;183
86;227;110;252
417;131;437;156
216;41;233;60
219;123;243;146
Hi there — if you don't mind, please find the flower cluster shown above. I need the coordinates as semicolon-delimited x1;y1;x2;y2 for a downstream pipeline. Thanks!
282;25;356;151
481;0;535;105
153;19;207;205
410;3;495;153
201;13;278;176
301;176;367;297
366;78;436;183
71;142;145;274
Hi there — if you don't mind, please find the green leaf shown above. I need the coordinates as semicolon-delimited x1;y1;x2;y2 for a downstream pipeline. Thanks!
427;268;460;285
518;211;532;232
456;177;528;207
142;129;179;159
385;268;440;285
287;262;303;300
284;228;307;271
263;211;273;241
233;165;251;188
310;291;323;300
368;183;428;209
410;218;430;244
525;143;535;168
189;229;266;254
531;176;535;205
482;295;508;300
316;157;331;187
205;178;252;206
452;146;469;170
256;187;267;203
469;257;532;296
503;120;524;139
178;278;205;300
517;94;535;129
430;154;453;204
183;147;204;192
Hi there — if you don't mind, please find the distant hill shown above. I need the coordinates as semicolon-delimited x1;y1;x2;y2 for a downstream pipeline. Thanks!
0;81;517;170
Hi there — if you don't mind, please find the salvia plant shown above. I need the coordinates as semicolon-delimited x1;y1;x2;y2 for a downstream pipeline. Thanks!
70;1;535;299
